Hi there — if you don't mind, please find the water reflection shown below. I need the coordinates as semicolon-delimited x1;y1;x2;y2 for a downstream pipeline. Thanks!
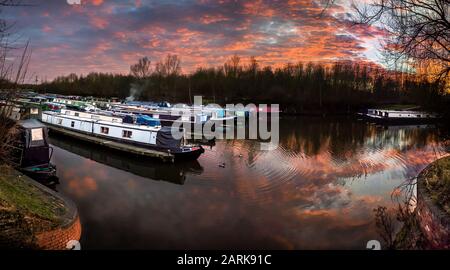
50;134;203;185
49;117;448;249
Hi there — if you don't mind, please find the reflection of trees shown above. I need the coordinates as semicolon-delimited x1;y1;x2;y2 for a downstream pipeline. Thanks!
278;117;443;160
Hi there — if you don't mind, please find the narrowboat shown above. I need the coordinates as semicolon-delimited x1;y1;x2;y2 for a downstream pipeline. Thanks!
4;119;57;182
41;110;205;161
109;105;209;127
358;109;440;124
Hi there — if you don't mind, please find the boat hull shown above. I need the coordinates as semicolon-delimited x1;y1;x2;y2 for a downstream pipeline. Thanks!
44;122;204;161
173;146;205;161
358;113;440;125
20;163;59;185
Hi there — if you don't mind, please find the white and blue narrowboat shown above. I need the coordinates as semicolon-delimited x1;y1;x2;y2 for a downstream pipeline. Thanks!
40;110;205;161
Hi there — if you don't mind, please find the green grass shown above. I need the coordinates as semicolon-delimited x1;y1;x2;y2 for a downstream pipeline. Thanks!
423;156;450;214
0;165;66;223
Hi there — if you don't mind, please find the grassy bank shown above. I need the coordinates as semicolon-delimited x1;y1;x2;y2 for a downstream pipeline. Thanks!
0;165;67;248
422;156;450;214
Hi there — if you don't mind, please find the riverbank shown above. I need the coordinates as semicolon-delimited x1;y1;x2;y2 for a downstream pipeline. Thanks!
416;156;450;249
0;165;81;249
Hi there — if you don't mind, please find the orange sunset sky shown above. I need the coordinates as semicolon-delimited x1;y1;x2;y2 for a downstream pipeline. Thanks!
3;0;386;81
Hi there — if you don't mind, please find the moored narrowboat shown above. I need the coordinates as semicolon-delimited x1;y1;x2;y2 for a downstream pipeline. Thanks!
3;119;57;183
40;110;205;161
358;108;440;124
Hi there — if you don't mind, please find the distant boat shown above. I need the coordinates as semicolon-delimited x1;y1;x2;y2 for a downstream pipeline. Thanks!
358;108;440;124
40;110;205;161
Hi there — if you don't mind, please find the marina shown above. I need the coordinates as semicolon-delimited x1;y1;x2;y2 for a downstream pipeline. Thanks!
6;94;447;249
1;0;449;256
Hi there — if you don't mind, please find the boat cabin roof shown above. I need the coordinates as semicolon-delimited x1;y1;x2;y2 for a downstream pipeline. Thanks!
43;111;162;132
18;119;46;130
368;109;434;114
17;119;49;148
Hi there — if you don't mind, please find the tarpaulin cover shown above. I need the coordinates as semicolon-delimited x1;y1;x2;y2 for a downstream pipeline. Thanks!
156;127;181;149
21;147;51;167
136;115;161;127
18;119;49;148
17;119;51;167
122;115;135;124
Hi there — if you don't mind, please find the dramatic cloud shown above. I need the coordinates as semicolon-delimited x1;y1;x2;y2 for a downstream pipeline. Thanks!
2;0;385;81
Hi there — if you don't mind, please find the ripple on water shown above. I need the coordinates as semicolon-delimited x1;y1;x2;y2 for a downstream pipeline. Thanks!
193;136;448;206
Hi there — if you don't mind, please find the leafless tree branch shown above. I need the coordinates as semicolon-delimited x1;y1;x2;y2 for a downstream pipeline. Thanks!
351;0;449;83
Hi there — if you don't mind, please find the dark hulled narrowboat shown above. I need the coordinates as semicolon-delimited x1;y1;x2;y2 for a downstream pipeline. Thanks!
10;119;57;182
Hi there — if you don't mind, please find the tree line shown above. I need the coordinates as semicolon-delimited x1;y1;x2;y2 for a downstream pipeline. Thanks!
31;54;448;114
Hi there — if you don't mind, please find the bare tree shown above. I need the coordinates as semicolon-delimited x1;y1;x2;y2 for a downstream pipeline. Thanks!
351;0;449;82
165;54;181;77
246;56;259;76
224;54;241;78
130;56;152;79
0;2;32;161
155;54;181;77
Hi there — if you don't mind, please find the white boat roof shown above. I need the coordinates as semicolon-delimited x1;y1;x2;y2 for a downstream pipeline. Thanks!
368;109;435;114
43;111;161;131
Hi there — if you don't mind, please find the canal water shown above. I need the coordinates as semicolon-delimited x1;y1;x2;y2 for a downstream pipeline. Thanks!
49;117;448;249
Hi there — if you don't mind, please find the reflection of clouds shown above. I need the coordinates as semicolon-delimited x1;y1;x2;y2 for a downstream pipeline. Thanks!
198;137;444;212
51;122;447;249
68;176;98;197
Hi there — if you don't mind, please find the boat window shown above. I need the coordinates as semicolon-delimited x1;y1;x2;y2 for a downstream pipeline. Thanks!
75;112;79;117
101;127;109;134
30;108;39;115
31;128;43;141
57;118;62;125
71;121;75;128
122;130;132;138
